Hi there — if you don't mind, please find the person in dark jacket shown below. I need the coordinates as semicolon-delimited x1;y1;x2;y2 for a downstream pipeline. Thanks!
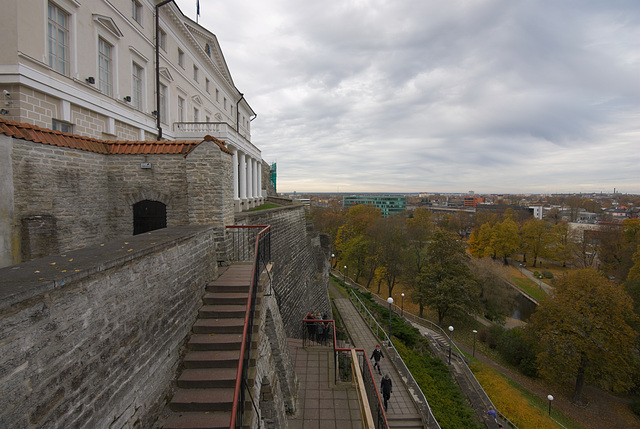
381;374;392;411
370;344;384;375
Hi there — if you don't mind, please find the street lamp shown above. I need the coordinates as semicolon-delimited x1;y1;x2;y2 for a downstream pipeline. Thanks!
448;326;454;365
387;297;394;345
547;395;554;416
401;293;405;318
343;265;347;282
331;253;335;268
538;275;543;290
472;330;478;357
519;263;524;277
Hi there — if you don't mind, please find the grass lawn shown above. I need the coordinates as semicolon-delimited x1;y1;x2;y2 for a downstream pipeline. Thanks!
471;361;587;429
248;203;281;211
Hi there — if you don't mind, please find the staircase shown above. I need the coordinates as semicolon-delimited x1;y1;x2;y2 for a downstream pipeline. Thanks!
161;264;259;429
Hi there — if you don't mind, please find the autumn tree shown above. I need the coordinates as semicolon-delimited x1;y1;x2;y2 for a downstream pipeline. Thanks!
528;269;638;404
413;230;480;324
520;218;551;267
490;218;520;264
373;215;407;297
469;258;518;322
334;204;381;280
549;221;574;267
469;222;493;258
403;208;435;302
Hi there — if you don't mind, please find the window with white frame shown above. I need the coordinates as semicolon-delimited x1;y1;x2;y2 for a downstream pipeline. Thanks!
215;88;219;102
98;38;113;96
205;78;210;93
159;83;167;123
193;65;199;82
132;0;142;25
132;62;143;109
178;96;184;122
223;97;227;110
194;107;199;122
231;105;233;117
178;49;184;68
205;115;210;123
159;28;167;51
47;2;70;75
52;119;73;133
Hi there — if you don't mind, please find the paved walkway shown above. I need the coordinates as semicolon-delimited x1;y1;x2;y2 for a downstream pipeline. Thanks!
286;339;362;429
330;284;424;428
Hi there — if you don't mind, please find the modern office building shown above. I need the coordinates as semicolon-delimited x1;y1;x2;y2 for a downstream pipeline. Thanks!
0;0;263;210
343;195;406;217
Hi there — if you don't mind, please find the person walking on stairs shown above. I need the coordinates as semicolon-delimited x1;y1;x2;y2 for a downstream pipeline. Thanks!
381;374;392;412
370;344;384;375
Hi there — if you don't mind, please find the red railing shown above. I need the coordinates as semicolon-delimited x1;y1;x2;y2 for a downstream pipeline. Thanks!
228;225;271;429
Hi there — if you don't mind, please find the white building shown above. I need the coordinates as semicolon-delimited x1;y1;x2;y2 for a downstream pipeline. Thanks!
0;0;263;210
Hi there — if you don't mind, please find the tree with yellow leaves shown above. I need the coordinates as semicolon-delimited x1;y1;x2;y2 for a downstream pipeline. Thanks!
528;269;638;404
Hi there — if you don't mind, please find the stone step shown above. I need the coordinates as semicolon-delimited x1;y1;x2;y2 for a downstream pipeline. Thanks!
183;350;242;369
187;333;243;351
178;367;237;389
199;305;247;319
203;292;252;306
387;414;424;428
169;388;235;412
206;283;251;294
162;411;232;429
193;318;246;334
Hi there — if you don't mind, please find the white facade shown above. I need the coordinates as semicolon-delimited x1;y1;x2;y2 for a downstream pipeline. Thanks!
0;0;263;210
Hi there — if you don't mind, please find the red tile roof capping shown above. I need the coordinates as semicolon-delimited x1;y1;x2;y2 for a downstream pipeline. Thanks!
0;118;233;156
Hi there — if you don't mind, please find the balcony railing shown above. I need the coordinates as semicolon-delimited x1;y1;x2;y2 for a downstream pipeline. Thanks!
173;121;255;149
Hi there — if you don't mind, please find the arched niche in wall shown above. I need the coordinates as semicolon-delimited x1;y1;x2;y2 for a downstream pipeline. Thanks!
133;200;167;235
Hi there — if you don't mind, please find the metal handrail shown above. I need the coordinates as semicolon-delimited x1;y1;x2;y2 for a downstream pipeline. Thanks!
348;288;441;429
228;225;271;429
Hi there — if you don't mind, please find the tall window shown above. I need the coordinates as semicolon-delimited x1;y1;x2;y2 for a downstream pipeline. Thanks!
159;84;167;123
177;96;184;122
193;65;199;82
215;88;219;102
132;63;143;109
205;78;210;93
47;2;69;75
194;107;199;122
178;49;184;68
132;0;142;25
98;38;113;96
159;28;167;51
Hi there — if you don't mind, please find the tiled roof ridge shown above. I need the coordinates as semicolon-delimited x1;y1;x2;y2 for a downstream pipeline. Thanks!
0;117;233;156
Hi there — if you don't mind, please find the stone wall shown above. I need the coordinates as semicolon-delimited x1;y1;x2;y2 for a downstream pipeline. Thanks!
10;138;111;258
235;205;332;338
2;135;232;266
0;225;217;429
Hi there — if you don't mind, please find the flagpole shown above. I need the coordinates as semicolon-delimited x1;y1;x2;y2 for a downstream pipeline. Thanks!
196;0;200;23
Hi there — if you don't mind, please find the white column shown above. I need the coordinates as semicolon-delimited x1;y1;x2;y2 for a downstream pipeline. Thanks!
252;158;258;200
246;158;253;198
257;161;263;199
232;148;239;201
239;151;247;203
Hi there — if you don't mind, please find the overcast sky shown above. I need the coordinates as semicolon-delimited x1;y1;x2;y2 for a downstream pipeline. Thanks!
175;0;640;195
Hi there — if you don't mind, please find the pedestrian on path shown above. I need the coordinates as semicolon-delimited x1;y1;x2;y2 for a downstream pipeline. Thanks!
381;374;392;411
370;345;384;375
487;406;497;422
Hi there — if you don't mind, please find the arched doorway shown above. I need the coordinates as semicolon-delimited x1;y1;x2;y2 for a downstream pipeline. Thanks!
133;200;167;235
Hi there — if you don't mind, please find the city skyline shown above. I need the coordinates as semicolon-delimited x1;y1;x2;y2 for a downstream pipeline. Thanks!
176;0;640;195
